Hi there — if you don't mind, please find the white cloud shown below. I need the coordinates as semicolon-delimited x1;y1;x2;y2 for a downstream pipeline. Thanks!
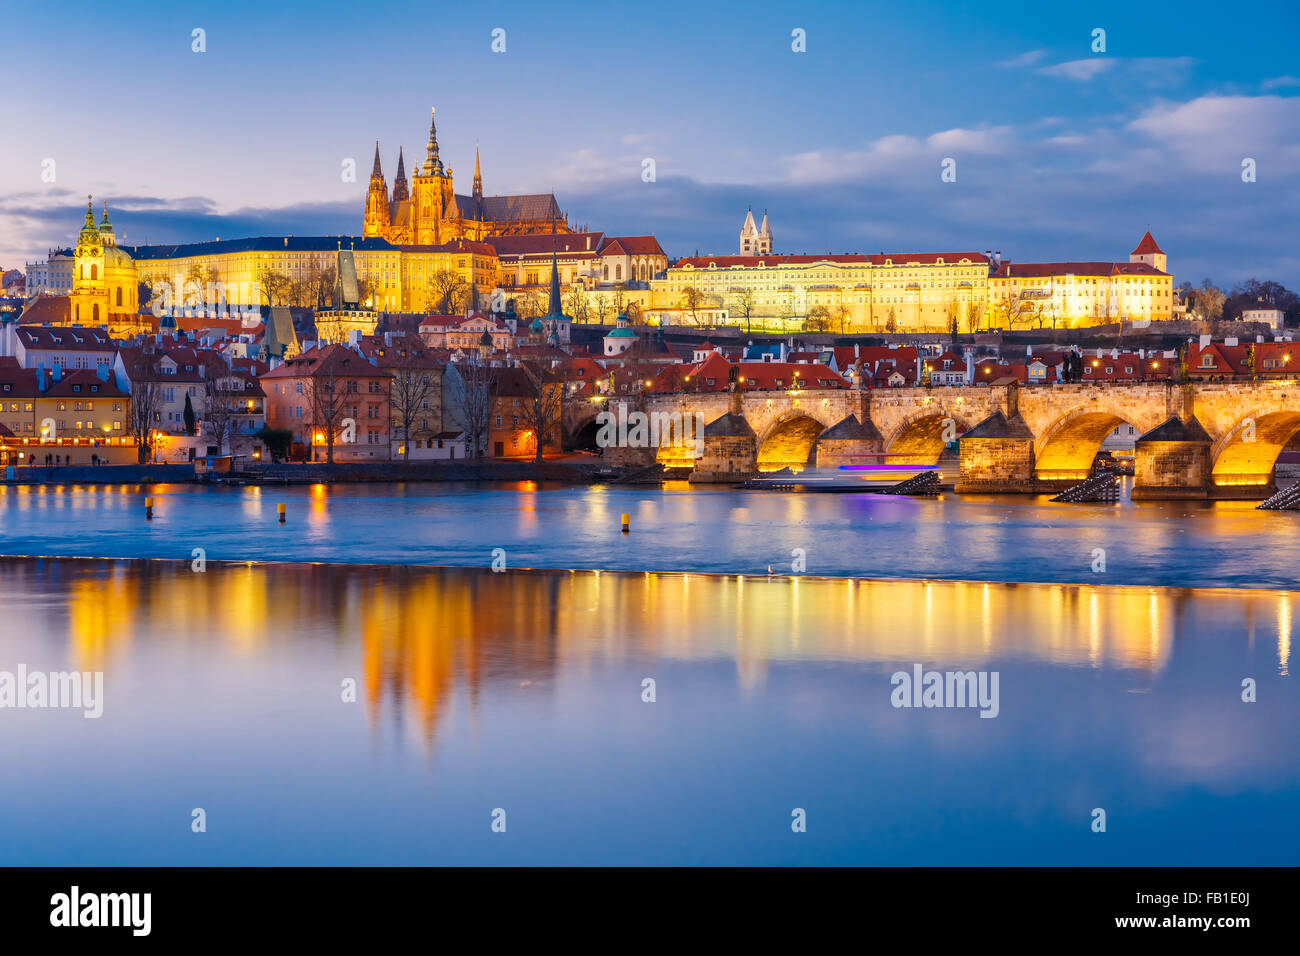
996;49;1046;69
1129;94;1300;174
1262;75;1300;91
1038;59;1114;81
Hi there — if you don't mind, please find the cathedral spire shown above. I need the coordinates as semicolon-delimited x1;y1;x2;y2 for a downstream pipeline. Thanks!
392;146;409;202
423;107;444;176
473;146;483;202
371;142;383;179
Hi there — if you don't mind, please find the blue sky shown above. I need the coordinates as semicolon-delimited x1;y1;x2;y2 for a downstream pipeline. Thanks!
2;0;1298;287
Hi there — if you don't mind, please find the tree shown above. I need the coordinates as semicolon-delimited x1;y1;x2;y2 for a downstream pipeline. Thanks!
388;351;438;460
833;303;851;335
680;287;705;326
304;263;336;310
356;276;378;309
730;287;756;334
254;426;293;462
803;305;831;332
625;301;644;324
448;354;493;459
202;361;243;455
591;293;612;325
427;269;469;314
255;264;290;307
885;308;897;334
1191;281;1225;323
564;286;589;323
305;351;347;464
517;360;564;464
123;350;164;464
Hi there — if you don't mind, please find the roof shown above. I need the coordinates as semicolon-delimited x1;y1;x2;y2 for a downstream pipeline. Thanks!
1131;231;1164;256
992;261;1169;278
1138;416;1212;443
817;413;882;442
459;193;563;223
260;343;385;379
40;369;128;398
487;367;536;397
703;411;756;438
962;410;1034;439
487;232;604;257
598;236;665;257
18;294;71;325
16;325;116;349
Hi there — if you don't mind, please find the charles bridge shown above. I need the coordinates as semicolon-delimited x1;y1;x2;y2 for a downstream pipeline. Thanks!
573;380;1300;498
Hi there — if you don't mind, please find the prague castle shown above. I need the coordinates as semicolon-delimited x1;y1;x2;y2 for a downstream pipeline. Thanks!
362;107;571;245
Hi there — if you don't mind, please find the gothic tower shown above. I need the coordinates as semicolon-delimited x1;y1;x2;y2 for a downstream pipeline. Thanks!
392;147;409;203
473;146;483;203
412;108;454;244
362;143;390;238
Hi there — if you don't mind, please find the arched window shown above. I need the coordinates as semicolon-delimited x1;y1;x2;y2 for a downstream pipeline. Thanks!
116;287;123;307
92;304;100;322
90;264;98;280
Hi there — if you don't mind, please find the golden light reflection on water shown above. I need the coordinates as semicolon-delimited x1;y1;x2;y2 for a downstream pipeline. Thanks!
1;557;1289;741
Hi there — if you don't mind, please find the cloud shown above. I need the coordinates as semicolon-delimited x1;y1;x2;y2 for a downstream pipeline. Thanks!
1038;59;1114;81
1128;94;1300;174
780;128;1012;185
1262;75;1300;91
1034;56;1196;86
996;49;1046;69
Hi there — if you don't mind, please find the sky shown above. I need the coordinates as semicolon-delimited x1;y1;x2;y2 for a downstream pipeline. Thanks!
2;0;1298;288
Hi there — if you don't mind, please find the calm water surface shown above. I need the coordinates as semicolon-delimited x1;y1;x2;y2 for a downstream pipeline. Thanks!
2;481;1300;588
0;558;1295;865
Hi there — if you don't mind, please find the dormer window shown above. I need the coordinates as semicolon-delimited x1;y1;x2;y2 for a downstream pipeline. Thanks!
73;384;81;392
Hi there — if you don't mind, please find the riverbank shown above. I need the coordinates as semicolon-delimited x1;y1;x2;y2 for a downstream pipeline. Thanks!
3;458;659;486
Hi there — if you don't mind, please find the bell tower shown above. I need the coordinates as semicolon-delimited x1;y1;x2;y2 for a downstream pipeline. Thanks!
412;107;452;244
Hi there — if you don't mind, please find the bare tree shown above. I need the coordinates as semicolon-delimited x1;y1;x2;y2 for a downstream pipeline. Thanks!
388;352;438;460
256;265;291;307
517;360;564;464
730;287;756;334
803;305;831;332
427;269;469;314
122;349;164;464
591;293;612;325
305;351;347;464
201;360;243;455
564;286;589;323
680;287;706;326
450;355;494;460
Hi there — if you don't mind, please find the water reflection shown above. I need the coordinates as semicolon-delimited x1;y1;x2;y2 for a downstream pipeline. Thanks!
1;556;1295;865
5;557;1292;740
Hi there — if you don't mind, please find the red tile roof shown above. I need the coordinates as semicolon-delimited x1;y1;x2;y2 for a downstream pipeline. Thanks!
992;261;1169;278
1131;231;1164;256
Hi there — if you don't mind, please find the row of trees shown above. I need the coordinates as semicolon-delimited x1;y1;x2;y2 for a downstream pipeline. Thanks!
1182;278;1300;326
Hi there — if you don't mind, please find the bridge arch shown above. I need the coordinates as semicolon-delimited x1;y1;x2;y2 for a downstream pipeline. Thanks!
884;410;972;465
1033;406;1142;481
757;411;826;473
1211;410;1300;489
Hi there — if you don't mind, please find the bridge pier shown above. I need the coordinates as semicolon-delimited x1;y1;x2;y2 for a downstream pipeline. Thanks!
1131;416;1212;499
814;414;883;470
955;410;1037;493
690;408;757;483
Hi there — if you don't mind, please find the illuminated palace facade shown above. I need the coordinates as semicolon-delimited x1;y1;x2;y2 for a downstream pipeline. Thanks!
363;107;571;245
648;231;1173;331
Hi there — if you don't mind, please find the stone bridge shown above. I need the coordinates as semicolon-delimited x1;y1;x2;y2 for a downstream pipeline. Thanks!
594;381;1300;498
